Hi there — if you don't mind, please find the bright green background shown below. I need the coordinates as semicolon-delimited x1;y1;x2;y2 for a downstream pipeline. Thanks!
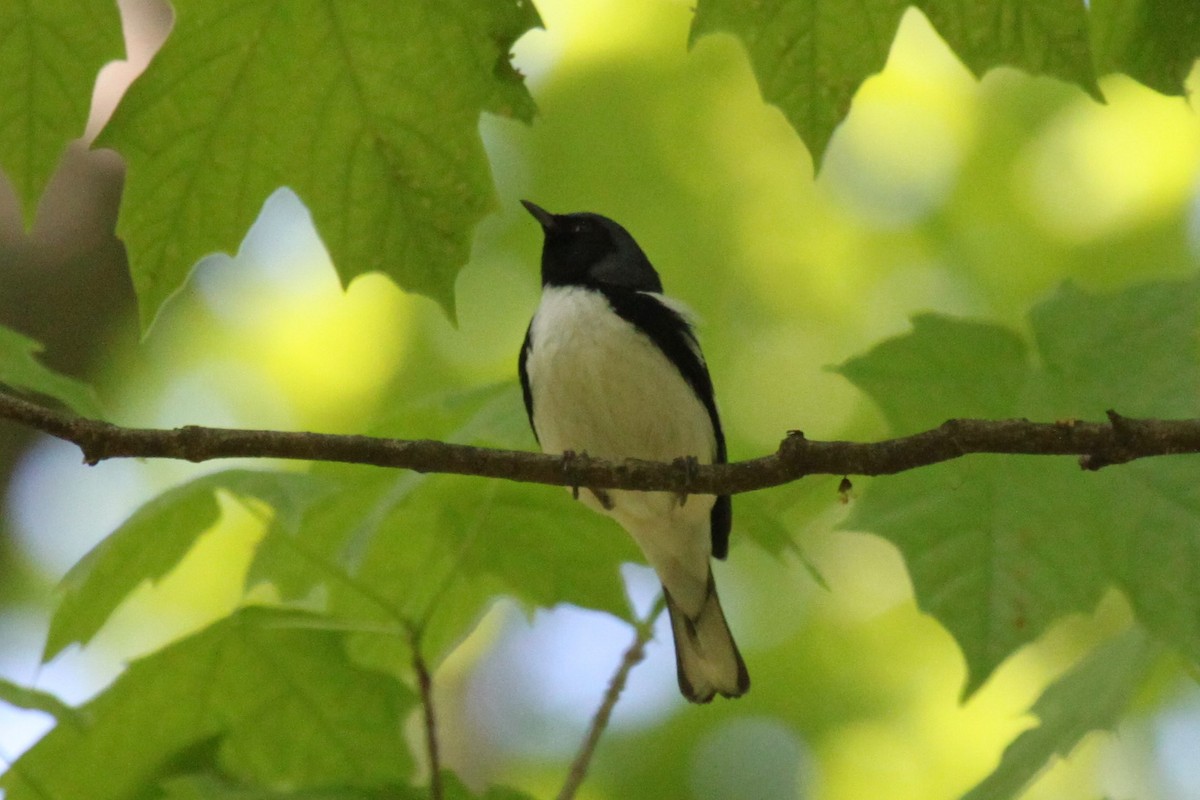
1;1;1200;799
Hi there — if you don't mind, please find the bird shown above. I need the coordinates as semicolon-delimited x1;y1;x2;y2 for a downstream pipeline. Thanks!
517;199;749;703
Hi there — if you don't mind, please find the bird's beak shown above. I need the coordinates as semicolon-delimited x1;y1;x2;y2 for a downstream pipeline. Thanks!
521;199;557;231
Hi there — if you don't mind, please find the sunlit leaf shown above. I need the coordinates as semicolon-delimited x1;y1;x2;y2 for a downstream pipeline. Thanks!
0;676;86;728
156;772;537;800
45;469;327;660
158;773;406;799
0;325;102;417
690;0;1104;163
442;771;540;800
847;457;1111;696
0;1;123;225
690;0;908;163
97;0;539;329
962;628;1159;800
249;385;638;674
3;608;416;800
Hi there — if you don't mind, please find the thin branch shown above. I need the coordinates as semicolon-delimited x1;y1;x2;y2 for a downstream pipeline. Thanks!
409;629;443;800
557;598;666;800
3;392;1200;495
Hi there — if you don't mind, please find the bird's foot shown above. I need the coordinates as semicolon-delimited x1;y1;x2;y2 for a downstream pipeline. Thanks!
672;455;701;506
560;450;581;500
590;488;615;510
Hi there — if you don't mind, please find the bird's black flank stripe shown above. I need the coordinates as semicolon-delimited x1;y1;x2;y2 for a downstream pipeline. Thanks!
518;322;537;441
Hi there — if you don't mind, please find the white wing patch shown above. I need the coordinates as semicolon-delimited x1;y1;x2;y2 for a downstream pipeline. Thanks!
646;291;706;366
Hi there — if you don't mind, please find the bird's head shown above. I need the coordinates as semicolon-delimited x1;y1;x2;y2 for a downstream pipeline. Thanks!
521;200;663;293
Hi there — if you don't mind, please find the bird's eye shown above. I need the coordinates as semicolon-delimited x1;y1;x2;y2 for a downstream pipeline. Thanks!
571;222;584;234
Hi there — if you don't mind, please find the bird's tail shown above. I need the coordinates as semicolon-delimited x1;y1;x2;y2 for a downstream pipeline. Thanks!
664;571;750;703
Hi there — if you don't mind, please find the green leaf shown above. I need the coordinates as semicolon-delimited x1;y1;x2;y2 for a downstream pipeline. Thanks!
0;676;87;728
962;628;1159;800
690;0;1104;164
838;277;1200;694
690;0;909;164
1028;279;1200;419
1088;460;1200;668
0;1;124;225
848;457;1110;696
249;385;638;673
735;477;843;588
0;324;103;417
918;0;1101;98
1090;0;1200;95
45;469;326;661
246;383;522;606
158;773;403;800
441;771;539;800
836;313;1029;434
155;775;537;800
97;0;540;329
2;608;416;800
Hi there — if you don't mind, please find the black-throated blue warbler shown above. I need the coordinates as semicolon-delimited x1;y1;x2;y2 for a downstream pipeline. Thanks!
518;200;749;703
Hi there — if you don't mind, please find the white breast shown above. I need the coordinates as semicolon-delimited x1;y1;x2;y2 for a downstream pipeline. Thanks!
526;286;717;467
526;285;719;598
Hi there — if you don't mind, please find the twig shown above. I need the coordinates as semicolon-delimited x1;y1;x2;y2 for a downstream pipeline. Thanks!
3;391;1200;495
557;598;665;800
410;629;443;800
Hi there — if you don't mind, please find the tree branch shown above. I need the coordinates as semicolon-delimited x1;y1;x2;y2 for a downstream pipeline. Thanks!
557;598;665;800
3;391;1200;495
410;631;443;800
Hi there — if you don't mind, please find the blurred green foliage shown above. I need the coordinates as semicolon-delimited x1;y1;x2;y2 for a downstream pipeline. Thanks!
1;1;1199;800
0;327;103;418
963;629;1159;800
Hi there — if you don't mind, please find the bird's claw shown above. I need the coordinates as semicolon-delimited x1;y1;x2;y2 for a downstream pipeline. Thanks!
560;450;582;500
673;455;701;506
562;450;611;507
590;488;615;510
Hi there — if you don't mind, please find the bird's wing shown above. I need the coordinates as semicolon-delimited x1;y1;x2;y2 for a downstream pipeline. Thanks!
599;288;732;558
517;321;538;442
709;495;732;559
